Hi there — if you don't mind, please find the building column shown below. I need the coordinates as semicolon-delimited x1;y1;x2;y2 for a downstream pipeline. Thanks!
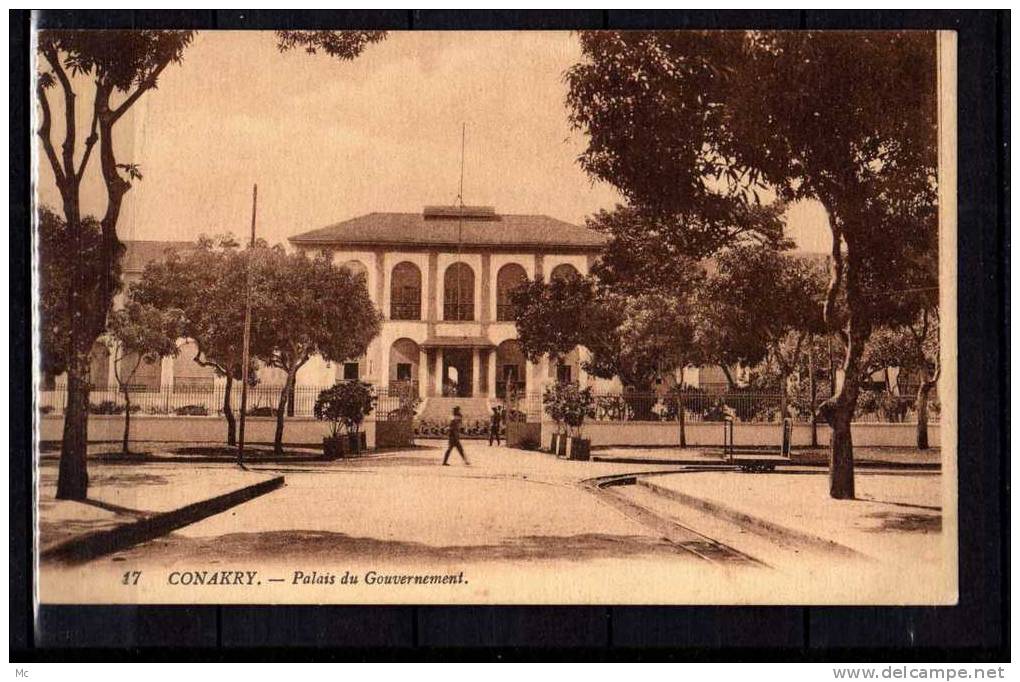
379;339;390;392
106;345;118;389
418;348;428;398
426;349;436;398
488;350;498;399
436;349;445;396
471;349;481;397
159;356;174;391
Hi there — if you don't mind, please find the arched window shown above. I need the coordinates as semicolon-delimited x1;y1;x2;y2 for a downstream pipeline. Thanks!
390;262;422;320
550;263;580;282
389;338;420;395
496;339;526;399
342;259;368;284
496;263;528;321
443;262;475;321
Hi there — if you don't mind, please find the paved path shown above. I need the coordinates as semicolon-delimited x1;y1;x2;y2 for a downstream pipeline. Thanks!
102;442;694;566
39;443;952;605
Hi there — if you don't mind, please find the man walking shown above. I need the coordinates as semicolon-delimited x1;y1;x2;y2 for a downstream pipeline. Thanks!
488;405;503;446
443;406;470;466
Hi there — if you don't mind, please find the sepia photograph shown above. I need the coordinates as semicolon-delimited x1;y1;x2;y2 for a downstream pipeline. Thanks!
30;26;958;607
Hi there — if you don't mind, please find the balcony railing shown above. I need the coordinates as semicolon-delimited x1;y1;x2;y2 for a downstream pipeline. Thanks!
390;303;422;320
443;303;474;321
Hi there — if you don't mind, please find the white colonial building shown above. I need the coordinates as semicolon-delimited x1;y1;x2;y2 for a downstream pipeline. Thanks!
286;205;606;421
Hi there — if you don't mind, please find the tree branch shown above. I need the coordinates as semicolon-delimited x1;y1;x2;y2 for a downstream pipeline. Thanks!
42;45;76;186
110;60;170;124
76;79;106;182
35;80;65;189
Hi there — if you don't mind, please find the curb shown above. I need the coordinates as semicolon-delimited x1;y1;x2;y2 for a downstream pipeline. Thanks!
637;478;866;559
592;456;728;466
41;475;285;565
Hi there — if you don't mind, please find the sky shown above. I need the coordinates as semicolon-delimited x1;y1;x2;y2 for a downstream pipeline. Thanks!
36;30;832;252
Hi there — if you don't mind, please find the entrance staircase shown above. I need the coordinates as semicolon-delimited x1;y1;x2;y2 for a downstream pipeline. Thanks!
417;396;494;427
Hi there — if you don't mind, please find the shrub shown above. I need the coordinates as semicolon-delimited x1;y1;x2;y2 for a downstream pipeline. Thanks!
89;400;123;415
519;433;540;450
387;387;422;421
247;406;276;417
314;380;376;437
544;382;595;438
174;404;209;416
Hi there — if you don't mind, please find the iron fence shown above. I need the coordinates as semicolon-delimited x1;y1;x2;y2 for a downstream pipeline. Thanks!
496;388;939;425
36;383;937;425
38;382;419;421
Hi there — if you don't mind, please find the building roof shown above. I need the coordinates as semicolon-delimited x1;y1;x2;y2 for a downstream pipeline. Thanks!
121;240;194;273
289;208;607;251
421;336;496;350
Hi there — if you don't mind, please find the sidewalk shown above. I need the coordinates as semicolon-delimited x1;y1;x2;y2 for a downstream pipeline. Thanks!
38;460;282;561
639;469;945;565
592;445;940;468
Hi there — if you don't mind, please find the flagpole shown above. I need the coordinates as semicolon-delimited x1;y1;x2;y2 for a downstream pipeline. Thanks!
237;184;257;467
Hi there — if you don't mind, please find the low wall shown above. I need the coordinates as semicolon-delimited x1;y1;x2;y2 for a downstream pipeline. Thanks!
506;422;542;449
375;420;414;449
39;414;377;449
545;421;940;449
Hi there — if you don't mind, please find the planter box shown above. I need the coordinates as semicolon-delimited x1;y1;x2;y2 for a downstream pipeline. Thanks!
566;437;591;461
322;436;344;460
507;421;541;449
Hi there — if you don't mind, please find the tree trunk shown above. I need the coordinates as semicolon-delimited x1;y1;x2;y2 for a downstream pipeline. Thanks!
719;364;737;390
808;343;818;447
223;374;237;446
677;401;686;448
56;367;89;500
122;387;131;455
828;403;855;499
779;368;789;423
916;381;933;450
273;370;296;456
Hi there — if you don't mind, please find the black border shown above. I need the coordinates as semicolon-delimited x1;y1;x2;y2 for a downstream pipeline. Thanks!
9;9;1009;662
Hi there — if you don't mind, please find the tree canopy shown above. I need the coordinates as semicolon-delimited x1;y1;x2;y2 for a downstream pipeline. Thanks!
37;207;117;380
566;30;939;498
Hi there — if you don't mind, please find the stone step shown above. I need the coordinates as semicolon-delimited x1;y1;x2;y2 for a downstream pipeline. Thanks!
417;396;494;423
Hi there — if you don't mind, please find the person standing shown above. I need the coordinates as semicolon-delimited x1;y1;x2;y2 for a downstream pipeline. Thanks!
443;406;470;466
488;405;503;446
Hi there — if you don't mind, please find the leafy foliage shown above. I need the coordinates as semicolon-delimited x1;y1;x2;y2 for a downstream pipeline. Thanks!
276;31;386;59
105;300;184;385
37;207;119;379
565;30;938;496
130;235;265;383
314;381;377;437
542;382;596;438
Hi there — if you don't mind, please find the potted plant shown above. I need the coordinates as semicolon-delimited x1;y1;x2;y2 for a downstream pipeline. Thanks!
314;380;376;458
561;384;596;461
542;383;569;456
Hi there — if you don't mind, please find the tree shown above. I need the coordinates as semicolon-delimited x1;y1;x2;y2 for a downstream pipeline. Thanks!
254;250;381;455
37;29;385;499
862;310;940;449
701;245;828;421
104;301;183;454
566;31;938;498
509;272;602;368
131;236;269;446
37;207;115;382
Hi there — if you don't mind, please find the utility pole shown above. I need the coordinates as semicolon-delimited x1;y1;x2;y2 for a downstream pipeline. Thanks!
237;184;257;466
809;338;818;447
